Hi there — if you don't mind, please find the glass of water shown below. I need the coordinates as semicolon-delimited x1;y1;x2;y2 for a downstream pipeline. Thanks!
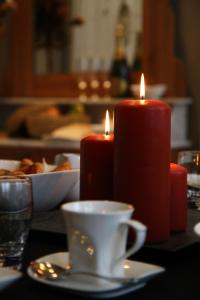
177;151;200;210
0;176;33;269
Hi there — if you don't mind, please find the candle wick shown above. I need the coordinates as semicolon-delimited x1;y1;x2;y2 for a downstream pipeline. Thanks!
140;96;144;100
105;131;109;136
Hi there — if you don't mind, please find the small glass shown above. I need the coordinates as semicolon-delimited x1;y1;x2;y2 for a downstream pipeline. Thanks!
177;151;200;210
0;176;33;269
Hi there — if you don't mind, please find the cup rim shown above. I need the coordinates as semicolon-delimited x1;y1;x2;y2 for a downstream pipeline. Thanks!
61;200;134;215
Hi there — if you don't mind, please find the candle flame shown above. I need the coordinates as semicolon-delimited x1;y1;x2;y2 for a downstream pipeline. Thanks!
105;110;110;136
140;73;145;100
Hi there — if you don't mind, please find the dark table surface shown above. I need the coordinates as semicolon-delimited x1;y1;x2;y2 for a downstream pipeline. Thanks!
1;210;200;299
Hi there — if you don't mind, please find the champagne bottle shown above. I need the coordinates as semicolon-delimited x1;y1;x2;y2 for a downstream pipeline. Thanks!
110;23;130;98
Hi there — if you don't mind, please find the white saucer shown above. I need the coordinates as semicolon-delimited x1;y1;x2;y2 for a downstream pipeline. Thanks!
0;268;22;290
27;252;165;298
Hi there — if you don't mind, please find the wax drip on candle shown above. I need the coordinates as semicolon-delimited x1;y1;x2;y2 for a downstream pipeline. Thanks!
105;110;110;136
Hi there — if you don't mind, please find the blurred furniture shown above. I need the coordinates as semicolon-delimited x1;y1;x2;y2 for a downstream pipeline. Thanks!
0;0;187;98
0;96;192;163
0;139;79;163
0;138;185;163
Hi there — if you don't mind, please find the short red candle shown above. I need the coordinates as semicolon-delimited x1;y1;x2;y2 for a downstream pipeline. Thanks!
170;163;187;232
114;99;171;243
80;134;114;200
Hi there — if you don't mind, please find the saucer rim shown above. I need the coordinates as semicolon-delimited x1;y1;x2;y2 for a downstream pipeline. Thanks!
27;251;164;296
0;268;22;291
27;269;146;299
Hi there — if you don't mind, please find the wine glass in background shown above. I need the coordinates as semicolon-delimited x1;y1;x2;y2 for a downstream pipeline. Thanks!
99;58;112;100
102;79;112;99
177;151;200;210
77;78;88;102
88;57;100;102
76;57;89;102
90;77;100;101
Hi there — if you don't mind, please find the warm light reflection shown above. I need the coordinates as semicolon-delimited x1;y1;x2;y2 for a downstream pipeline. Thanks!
78;80;87;90
140;73;146;104
105;110;110;136
87;246;95;256
39;263;46;271
48;268;54;274
124;262;131;269
46;262;52;268
194;154;200;166
103;80;111;89
90;79;100;89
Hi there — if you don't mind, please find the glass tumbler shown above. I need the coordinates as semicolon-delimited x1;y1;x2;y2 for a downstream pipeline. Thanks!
177;151;200;210
0;176;33;269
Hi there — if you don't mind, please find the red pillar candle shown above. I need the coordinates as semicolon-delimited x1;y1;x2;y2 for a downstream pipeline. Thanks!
114;98;171;243
80;111;114;200
170;163;187;232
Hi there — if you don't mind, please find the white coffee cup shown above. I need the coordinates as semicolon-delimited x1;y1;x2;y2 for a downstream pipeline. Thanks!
61;200;147;277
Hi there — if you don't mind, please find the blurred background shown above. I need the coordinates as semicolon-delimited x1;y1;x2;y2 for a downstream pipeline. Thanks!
0;0;198;162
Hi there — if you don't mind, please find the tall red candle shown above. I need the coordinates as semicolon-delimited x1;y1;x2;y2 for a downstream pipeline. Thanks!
114;99;171;243
170;163;187;232
80;110;114;200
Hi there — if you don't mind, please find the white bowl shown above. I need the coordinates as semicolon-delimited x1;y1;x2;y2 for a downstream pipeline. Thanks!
0;154;80;211
130;84;167;99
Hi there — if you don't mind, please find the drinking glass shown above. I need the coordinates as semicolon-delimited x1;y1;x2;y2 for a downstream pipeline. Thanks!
177;151;200;210
0;176;33;269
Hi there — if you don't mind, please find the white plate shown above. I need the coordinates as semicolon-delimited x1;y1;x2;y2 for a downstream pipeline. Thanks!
27;252;165;298
194;222;200;236
0;268;22;291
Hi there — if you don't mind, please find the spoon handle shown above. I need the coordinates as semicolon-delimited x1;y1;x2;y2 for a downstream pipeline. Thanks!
59;270;139;284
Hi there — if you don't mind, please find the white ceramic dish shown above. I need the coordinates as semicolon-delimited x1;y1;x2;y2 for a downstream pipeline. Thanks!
0;153;80;212
27;252;165;298
43;124;106;144
194;222;200;236
0;268;22;291
130;84;167;99
43;123;92;146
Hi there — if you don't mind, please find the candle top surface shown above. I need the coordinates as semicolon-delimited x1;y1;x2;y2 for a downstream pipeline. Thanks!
117;99;171;110
82;133;114;142
170;163;187;174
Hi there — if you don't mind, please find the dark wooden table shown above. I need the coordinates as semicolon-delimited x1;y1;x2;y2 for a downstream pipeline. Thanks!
1;209;200;299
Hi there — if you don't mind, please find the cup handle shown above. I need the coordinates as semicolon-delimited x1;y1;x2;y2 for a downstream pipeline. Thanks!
117;220;147;262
